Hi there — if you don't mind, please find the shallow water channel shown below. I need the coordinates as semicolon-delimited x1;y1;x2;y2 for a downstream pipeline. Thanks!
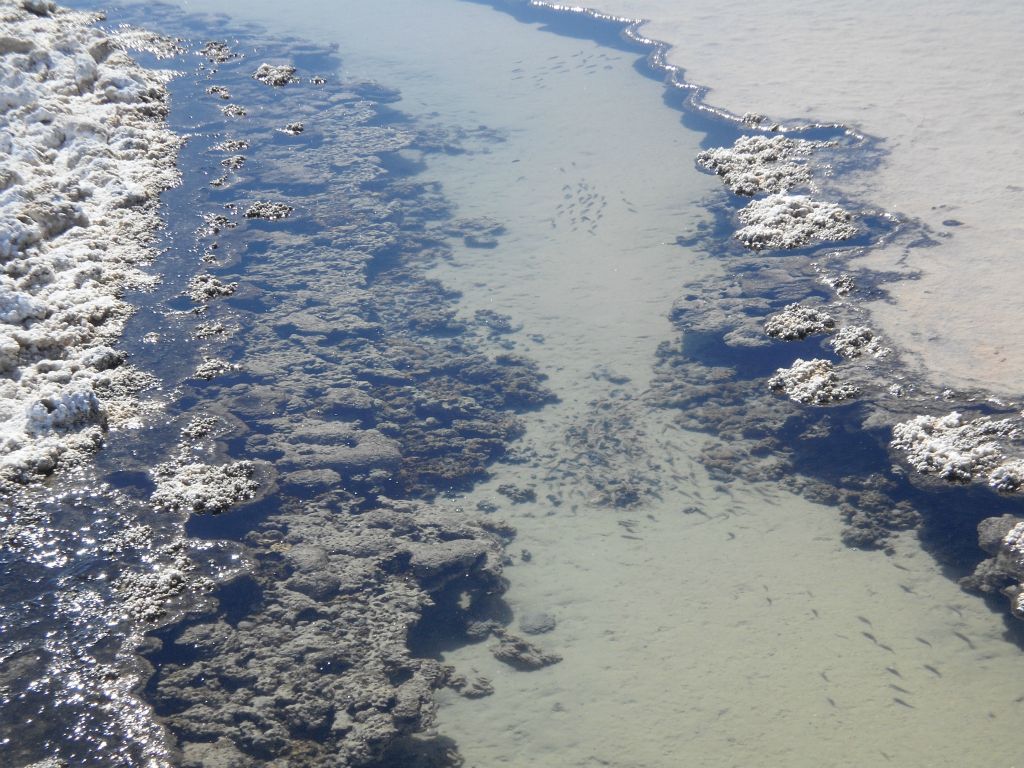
45;0;1024;764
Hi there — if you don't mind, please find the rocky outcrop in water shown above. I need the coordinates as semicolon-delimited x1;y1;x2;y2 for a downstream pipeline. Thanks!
830;325;889;359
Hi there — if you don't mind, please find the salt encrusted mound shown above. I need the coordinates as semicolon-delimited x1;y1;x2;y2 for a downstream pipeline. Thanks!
696;134;819;196
890;412;1018;483
768;358;859;404
186;273;236;301
763;302;835;340
253;62;297;86
0;1;181;490
989;459;1024;493
151;460;260;513
735;194;856;250
962;516;1024;619
830;325;890;359
244;200;293;220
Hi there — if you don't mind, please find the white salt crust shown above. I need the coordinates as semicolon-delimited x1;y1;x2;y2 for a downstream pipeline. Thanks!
0;0;181;488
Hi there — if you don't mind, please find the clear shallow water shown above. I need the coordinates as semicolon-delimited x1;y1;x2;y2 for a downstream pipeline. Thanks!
16;0;1024;765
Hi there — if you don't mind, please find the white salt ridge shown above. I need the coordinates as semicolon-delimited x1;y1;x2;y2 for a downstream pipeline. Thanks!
0;0;181;489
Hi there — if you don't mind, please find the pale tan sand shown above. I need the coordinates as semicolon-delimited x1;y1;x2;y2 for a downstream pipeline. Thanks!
579;0;1024;395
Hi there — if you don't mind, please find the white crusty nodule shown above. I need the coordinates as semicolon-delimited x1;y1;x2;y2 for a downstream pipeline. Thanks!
0;0;182;489
735;193;856;251
763;302;835;340
696;134;821;196
767;357;859;404
890;412;1017;483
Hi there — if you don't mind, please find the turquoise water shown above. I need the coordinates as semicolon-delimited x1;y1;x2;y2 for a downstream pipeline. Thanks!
8;0;1024;765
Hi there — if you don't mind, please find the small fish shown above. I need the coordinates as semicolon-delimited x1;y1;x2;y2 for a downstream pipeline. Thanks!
820;670;830;683
892;562;911;572
878;643;895;654
811;608;820;619
857;615;873;627
893;697;915;709
953;631;976;650
766;597;773;606
862;632;878;644
889;684;912;694
899;584;915;594
726;532;736;541
826;696;837;708
915;637;932;648
885;666;902;678
923;664;942;678
948;605;964;617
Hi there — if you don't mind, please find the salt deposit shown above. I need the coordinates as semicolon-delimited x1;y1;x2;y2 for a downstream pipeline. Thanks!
767;357;859;404
890;412;1017;484
735;193;856;250
252;61;297;86
695;134;822;196
830;324;889;360
763;302;835;340
0;0;181;492
150;460;260;513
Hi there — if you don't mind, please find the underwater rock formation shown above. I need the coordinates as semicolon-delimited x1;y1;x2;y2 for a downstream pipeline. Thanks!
151;498;514;767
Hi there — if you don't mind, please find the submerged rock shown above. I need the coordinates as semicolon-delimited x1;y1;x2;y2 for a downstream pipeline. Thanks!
151;498;512;766
518;610;556;635
490;629;562;670
735;194;856;250
767;358;859;404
